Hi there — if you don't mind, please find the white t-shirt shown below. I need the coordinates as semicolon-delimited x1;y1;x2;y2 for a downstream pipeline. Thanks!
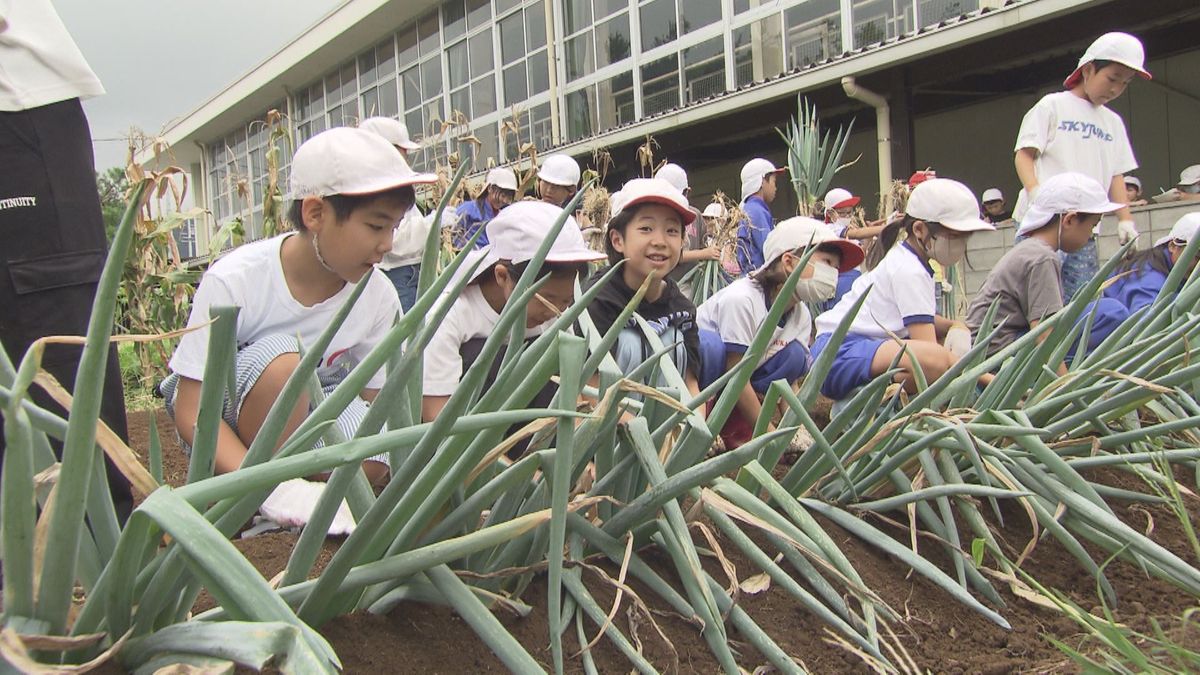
814;243;936;340
1012;91;1137;219
0;0;105;111
169;234;401;390
697;277;812;367
380;205;432;270
422;284;548;396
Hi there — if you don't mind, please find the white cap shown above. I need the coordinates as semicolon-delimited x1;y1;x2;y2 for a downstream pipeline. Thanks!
905;178;995;234
654;163;689;193
740;158;786;202
1064;32;1152;89
468;201;605;282
823;187;860;210
755;217;864;275
485;167;518;191
538;154;581;187
1154;212;1200;248
701;202;725;219
1124;176;1142;190
1016;172;1125;237
610;178;696;226
358;117;421;151
288;127;436;200
981;188;1004;203
1178;165;1200;186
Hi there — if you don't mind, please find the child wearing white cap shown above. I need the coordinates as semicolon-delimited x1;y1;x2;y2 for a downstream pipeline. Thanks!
811;178;992;401
697;218;862;447
1014;31;1151;301
1174;165;1200;202
1104;212;1200;313
587;177;703;390
735;158;787;273
538;154;581;208
655;163;720;284
966;172;1127;362
980;188;1010;224
422;201;605;422
452;167;518;249
1123;176;1147;207
164;126;437;487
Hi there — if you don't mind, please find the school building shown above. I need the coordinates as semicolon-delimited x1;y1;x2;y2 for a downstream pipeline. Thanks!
147;0;1200;299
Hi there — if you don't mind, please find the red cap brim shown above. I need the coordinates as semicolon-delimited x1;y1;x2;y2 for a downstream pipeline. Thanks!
827;240;865;273
622;195;697;226
832;197;861;209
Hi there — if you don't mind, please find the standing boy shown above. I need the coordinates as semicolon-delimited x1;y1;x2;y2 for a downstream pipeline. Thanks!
1013;32;1150;300
735;158;786;274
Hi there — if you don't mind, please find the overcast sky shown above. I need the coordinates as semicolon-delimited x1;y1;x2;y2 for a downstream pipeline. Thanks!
55;0;338;172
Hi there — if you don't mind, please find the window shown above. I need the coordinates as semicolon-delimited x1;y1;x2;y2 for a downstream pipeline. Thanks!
786;0;842;69
528;50;549;94
565;32;594;81
474;122;499;166
503;62;527;104
472;75;496;116
733;14;784;86
500;12;525;64
919;0;977;28
496;0;522;13
852;0;913;47
564;0;592;34
443;0;467;42
448;41;470;89
526;1;547;49
734;0;776;14
418;11;440;57
566;87;596;141
639;0;677;51
469;31;493;77
683;36;724;103
596;13;631;68
398;27;418;65
641;53;679;116
421;58;442;100
594;0;627;20
466;0;491;29
680;0;721;34
597;71;635;129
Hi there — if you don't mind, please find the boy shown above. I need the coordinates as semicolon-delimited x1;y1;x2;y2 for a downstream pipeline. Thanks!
538;154;581;208
966;172;1127;360
981;188;1011;224
1014;32;1150;300
1124;176;1147;207
736;158;786;274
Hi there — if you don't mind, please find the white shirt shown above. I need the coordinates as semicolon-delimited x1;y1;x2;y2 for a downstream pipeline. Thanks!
697;277;812;367
814;243;936;340
1012;91;1137;219
422;284;548;396
380;205;433;270
0;0;105;111
169;234;401;390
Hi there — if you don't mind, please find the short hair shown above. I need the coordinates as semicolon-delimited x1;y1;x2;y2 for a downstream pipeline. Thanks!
480;258;590;285
604;210;635;265
286;185;416;232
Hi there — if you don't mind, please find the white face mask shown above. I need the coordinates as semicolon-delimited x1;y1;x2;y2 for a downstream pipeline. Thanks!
928;233;967;266
794;262;840;303
833;216;852;232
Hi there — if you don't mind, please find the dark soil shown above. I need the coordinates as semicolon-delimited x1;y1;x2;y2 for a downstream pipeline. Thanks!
126;409;1200;674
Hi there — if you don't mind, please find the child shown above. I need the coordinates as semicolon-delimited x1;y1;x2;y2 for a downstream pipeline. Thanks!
422;201;605;422
1104;212;1200;313
538;154;581;208
811;178;990;401
452;167;518;249
736;158;786;274
697;217;862;447
656;162;720;285
1124;176;1147;207
966;172;1127;360
586;177;702;391
980;188;1011;224
1173;165;1200;202
164;127;436;485
1014;32;1150;300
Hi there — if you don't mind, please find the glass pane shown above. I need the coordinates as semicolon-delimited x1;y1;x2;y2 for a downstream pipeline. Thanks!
377;37;396;77
405;108;424;140
683;36;724;103
359;50;377;88
325;70;342;106
343;100;358;126
527;50;549;95
532;103;552;151
563;0;592;35
424;99;445;133
341;62;357;101
641;53;679;116
786;0;842;69
639;0;677;51
565;87;595;142
597;70;634;129
469;31;494;77
451;88;471;119
377;78;399;118
448;41;470;89
596;13;631;68
472;75;496;116
361;87;380;117
402;65;421;109
467;0;491;30
443;0;467;42
475;122;499;166
594;0;626;20
502;109;529;160
919;0;975;28
526;1;547;49
398;27;419;65
733;14;784;86
733;0;776;14
500;13;525;65
496;0;522;14
503;62;528;104
852;0;913;47
418;11;440;56
680;0;721;34
421;58;442;100
327;105;343;129
565;33;594;82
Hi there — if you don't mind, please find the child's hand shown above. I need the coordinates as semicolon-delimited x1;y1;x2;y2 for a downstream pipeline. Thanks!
944;323;973;358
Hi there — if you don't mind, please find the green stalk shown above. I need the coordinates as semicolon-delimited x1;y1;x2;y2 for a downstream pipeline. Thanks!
426;565;544;675
548;334;586;675
185;306;239;483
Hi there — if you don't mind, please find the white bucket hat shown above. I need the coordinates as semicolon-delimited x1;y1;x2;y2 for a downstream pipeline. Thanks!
1063;32;1152;89
905;178;995;234
1178;165;1200;187
1016;172;1124;237
701;202;725;219
1154;212;1200;248
538;154;581;187
981;188;1004;204
755;217;864;275
740;158;786;203
486;167;518;191
466;201;605;282
654;163;689;193
824;187;860;210
288;127;436;199
358;117;421;151
610;178;697;226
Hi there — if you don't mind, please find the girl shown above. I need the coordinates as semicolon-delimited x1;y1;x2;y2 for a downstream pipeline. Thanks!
452;167;518;249
811;178;991;401
1104;212;1200;313
697;217;862;447
586;178;701;393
